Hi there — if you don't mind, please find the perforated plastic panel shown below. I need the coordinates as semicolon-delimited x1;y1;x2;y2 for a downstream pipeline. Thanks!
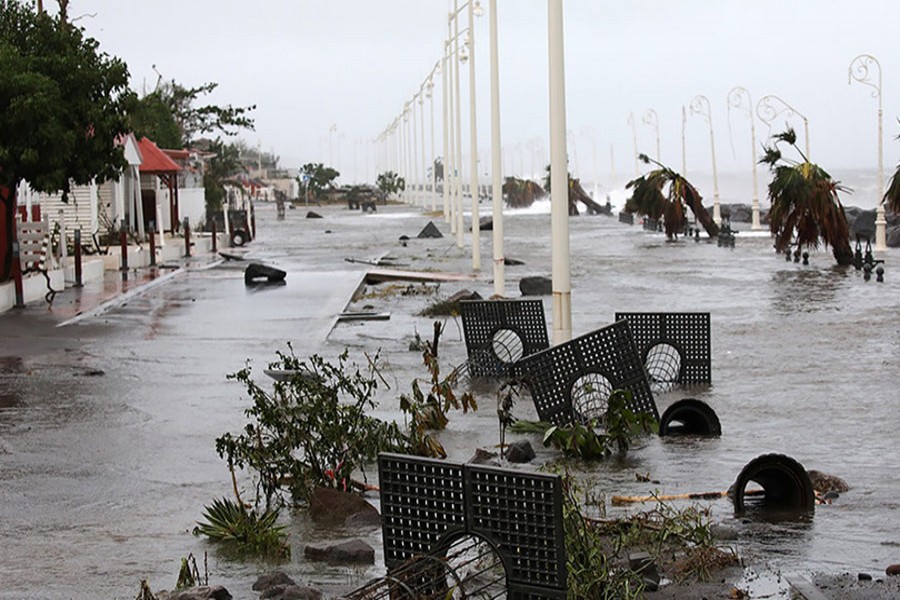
460;299;550;378
615;312;711;385
378;453;567;598
515;320;659;425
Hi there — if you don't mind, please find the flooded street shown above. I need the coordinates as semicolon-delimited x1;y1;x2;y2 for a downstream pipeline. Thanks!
1;201;899;599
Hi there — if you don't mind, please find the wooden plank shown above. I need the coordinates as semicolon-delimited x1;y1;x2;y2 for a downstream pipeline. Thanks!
364;268;481;285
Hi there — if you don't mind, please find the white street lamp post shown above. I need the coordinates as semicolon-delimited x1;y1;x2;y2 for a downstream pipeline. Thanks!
427;75;437;211
627;112;638;176
727;86;761;229
466;0;481;271
756;94;810;160
489;0;504;295
643;109;660;161
549;0;571;344
419;92;427;208
442;46;453;224
411;96;419;205
849;53;886;251
681;106;687;176
690;94;721;224
453;1;464;248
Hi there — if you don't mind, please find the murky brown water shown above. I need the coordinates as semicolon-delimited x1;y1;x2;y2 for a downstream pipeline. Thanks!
1;201;898;599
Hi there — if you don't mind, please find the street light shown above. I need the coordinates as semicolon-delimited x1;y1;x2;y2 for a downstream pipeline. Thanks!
627;112;639;176
418;91;427;208
727;86;761;230
756;94;810;159
689;94;721;225
848;53;886;251
643;109;661;162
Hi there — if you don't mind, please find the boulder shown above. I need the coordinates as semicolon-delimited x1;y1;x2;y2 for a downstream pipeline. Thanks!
307;487;379;525
887;225;900;248
253;572;296;592
504;257;525;266
304;539;375;564
260;585;323;600
344;510;382;530
807;470;850;494
505;440;535;463
519;276;552;296
468;448;500;466
157;586;231;600
306;211;323;219
473;217;493;231
628;552;660;592
887;564;900;576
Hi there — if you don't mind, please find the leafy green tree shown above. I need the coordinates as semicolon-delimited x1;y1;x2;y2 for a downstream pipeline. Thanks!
0;3;134;282
299;163;340;201
203;139;244;214
760;128;852;265
128;90;182;148
625;154;720;239
376;170;405;200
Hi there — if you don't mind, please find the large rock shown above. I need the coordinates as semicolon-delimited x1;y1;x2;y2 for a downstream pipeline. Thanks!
260;585;323;600
307;487;379;525
505;440;535;463
519;276;552;296
887;225;900;248
253;572;296;592
157;586;231;600
304;539;375;564
417;221;443;239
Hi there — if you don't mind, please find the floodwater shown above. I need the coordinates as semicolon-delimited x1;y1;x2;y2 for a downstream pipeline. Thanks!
1;200;898;599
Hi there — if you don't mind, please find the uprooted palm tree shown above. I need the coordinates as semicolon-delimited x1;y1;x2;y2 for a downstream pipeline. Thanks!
882;129;900;215
761;128;853;265
625;155;720;239
502;176;546;209
542;165;611;215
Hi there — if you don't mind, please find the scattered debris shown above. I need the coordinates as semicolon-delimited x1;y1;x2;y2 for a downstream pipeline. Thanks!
417;221;443;238
519;275;552;296
306;211;323;219
336;311;390;322
244;263;287;285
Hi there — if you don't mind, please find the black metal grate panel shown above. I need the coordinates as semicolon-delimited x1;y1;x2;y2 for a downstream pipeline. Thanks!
379;454;466;567
615;312;711;385
378;454;567;597
461;299;550;378
466;465;567;590
515;320;659;425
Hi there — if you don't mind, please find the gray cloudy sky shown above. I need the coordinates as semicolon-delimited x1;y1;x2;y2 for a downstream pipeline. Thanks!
72;0;900;186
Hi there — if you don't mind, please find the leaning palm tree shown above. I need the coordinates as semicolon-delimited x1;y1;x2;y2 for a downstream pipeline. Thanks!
625;154;719;239
761;128;853;265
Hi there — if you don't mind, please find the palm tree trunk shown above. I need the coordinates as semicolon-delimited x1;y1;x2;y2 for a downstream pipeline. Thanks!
832;243;853;266
684;185;720;237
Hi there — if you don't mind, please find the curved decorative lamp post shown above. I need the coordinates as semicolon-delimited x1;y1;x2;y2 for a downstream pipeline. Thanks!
549;0;570;343
690;94;721;224
848;53;886;251
488;0;505;296
727;86;761;229
627;112;639;176
643;108;661;161
756;94;810;160
681;105;687;175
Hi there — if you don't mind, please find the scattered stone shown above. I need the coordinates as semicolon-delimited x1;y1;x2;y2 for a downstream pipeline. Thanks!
304;539;375;564
260;584;323;600
859;572;873;581
629;551;660;592
519;276;552;296
399;234;410;241
446;289;483;304
245;263;287;285
887;564;900;576
505;440;535;463
474;217;493;231
710;524;739;541
417;221;443;239
807;470;850;494
157;585;232;600
306;211;322;219
253;572;296;592
344;510;382;530
504;257;525;266
80;369;105;377
308;487;379;525
468;448;499;466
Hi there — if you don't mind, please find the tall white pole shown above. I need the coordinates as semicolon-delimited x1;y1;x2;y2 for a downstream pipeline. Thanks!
644;109;660;161
549;0;571;344
442;47;452;223
467;0;481;271
849;54;886;250
429;78;437;211
453;1;464;249
419;94;427;208
690;95;721;224
727;87;761;229
411;98;419;205
489;0;504;295
627;112;639;176
681;106;687;176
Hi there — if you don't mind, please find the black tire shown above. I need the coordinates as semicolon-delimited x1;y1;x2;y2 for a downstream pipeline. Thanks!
231;229;248;247
732;453;816;515
659;398;721;436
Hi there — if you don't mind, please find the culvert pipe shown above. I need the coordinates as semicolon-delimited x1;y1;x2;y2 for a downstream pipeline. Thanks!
732;453;816;514
659;398;721;436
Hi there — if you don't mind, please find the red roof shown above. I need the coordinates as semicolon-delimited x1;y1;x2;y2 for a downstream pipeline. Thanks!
137;137;181;173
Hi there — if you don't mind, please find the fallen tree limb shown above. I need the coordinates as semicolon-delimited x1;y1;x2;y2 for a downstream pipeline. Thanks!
611;489;765;506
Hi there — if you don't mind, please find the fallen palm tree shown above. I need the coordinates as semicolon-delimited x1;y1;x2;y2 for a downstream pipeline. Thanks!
502;176;545;208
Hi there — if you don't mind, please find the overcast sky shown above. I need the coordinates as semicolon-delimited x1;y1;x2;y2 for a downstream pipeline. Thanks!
69;0;900;188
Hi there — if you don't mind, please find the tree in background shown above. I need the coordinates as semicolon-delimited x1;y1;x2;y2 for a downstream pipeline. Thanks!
760;128;852;265
0;2;134;282
376;171;406;201
625;154;719;239
299;163;340;201
203;140;243;214
502;176;545;209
